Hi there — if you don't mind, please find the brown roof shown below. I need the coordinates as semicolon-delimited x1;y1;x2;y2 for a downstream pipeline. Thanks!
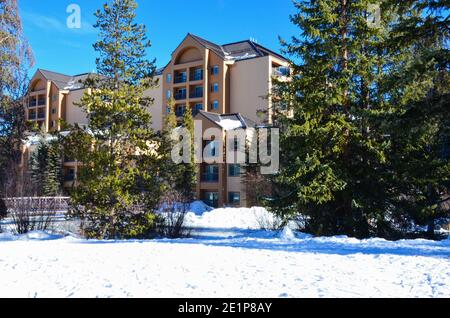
37;69;94;91
188;33;288;62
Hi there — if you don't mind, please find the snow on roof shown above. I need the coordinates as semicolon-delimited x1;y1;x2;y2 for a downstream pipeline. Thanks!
23;134;57;147
218;118;244;131
198;112;257;131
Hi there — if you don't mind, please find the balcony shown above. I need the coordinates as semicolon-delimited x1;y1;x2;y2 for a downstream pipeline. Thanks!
201;173;219;183
64;175;75;182
272;66;290;77
192;105;203;117
174;91;187;100
189;90;203;99
174;74;187;84
175;108;186;117
190;69;204;81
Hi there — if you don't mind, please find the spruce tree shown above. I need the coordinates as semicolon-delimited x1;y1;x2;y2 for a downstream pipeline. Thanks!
175;105;197;202
43;140;62;196
159;97;178;188
29;139;49;196
67;0;162;239
29;138;62;196
272;0;449;238
383;0;449;236
271;0;400;237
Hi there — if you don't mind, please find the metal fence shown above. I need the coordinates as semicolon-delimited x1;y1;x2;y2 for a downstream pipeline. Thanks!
3;197;71;214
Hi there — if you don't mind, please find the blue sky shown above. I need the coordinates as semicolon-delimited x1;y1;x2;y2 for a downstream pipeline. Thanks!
19;0;298;76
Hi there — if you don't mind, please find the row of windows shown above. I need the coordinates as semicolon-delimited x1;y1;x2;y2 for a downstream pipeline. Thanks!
202;163;241;177
202;191;241;207
166;65;219;83
166;84;219;99
166;103;205;115
165;100;219;112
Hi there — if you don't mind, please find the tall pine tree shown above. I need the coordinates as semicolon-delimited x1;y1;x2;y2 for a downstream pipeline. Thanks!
271;0;449;238
175;105;197;202
67;0;162;239
29;137;62;196
383;0;450;236
271;0;403;237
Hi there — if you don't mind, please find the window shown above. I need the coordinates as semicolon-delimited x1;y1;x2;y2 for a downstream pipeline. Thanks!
203;191;219;208
193;103;203;115
175;88;187;100
191;86;203;98
212;100;219;110
175;71;187;83
211;83;219;93
167;73;172;83
211;65;219;75
166;106;171;114
228;192;240;205
192;68;203;81
65;169;75;182
175;105;186;117
52;95;57;102
202;165;219;182
195;103;203;111
228;164;240;177
50;120;55;128
51;108;56;114
166;90;171;99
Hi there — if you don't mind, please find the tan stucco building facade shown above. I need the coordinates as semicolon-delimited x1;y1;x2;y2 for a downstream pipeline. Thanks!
23;34;289;207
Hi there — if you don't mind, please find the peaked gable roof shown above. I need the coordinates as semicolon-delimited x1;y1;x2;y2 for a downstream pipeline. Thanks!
36;69;94;91
185;33;288;62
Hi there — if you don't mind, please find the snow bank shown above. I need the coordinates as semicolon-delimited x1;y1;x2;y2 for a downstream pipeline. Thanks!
0;231;66;242
186;206;281;229
188;201;213;215
0;234;448;297
0;206;449;297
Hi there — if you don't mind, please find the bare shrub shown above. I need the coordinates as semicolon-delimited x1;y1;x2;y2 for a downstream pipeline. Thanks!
7;197;57;234
254;208;285;231
156;192;191;238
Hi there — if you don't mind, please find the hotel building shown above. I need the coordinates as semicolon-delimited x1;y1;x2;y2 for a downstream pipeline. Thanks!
23;34;289;207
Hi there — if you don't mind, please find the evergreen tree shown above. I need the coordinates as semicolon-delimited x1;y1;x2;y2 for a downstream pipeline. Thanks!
271;0;404;237
43;140;63;196
271;0;449;238
383;0;450;236
174;105;197;202
29;139;49;195
67;0;162;239
29;138;62;196
159;97;178;188
0;0;33;196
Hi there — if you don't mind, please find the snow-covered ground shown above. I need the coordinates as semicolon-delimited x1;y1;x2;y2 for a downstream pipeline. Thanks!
0;204;449;298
